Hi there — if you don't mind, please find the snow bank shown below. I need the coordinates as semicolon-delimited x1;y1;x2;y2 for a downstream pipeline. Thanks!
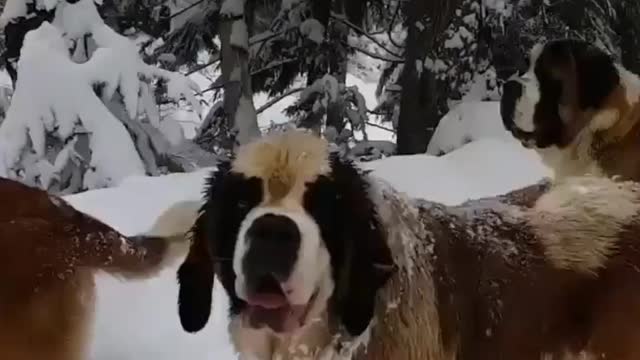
368;138;550;205
427;101;514;156
65;169;237;360
63;135;549;360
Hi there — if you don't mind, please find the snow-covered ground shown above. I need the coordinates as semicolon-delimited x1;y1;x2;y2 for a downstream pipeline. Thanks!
59;101;551;360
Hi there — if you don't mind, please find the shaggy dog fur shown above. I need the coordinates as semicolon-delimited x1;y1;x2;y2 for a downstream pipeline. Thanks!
177;130;640;360
0;178;194;360
501;39;640;181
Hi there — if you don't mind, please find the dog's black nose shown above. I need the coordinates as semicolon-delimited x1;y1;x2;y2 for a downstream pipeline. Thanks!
500;79;523;132
242;214;301;295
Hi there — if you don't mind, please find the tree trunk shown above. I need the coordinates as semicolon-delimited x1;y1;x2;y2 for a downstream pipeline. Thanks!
396;0;460;155
219;0;261;147
616;1;640;74
325;0;348;136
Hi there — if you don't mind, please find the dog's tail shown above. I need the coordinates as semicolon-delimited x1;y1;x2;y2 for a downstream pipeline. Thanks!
69;199;201;279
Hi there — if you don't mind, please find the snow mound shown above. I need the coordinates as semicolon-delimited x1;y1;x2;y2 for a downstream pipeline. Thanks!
427;101;514;156
368;138;551;204
64;168;237;360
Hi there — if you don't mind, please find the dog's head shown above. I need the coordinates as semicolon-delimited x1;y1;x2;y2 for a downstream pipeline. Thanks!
177;130;394;338
500;39;626;152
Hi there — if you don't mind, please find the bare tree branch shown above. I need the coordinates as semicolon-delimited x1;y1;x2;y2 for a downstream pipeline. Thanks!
256;87;304;114
196;58;298;95
387;2;405;49
185;26;298;76
169;0;209;20
186;55;221;75
344;41;404;63
330;12;404;59
365;121;395;133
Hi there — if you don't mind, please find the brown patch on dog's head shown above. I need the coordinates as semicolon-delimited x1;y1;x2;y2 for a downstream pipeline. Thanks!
500;39;640;180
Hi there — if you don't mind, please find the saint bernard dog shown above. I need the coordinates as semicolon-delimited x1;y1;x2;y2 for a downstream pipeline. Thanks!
501;38;640;181
0;178;194;360
177;130;640;360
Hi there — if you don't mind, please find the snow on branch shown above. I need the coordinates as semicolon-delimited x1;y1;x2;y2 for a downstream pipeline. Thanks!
0;0;58;28
0;22;145;187
346;42;404;63
0;0;202;189
53;0;202;120
330;12;404;59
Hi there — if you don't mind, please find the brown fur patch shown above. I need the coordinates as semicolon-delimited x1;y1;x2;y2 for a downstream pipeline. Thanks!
528;176;640;274
543;71;640;181
0;178;190;359
362;178;640;359
209;131;640;359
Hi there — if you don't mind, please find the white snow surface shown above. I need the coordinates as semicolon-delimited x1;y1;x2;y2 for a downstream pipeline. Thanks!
427;101;513;156
0;0;60;27
230;20;249;50
299;18;325;44
220;0;244;16
63;130;550;359
0;0;28;27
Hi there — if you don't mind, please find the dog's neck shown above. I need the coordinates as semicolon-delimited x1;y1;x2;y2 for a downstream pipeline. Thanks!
584;71;640;181
537;66;640;181
359;178;550;360
353;179;451;360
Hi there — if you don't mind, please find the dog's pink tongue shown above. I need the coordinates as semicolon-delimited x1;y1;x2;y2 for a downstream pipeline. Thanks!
246;301;307;333
247;293;288;309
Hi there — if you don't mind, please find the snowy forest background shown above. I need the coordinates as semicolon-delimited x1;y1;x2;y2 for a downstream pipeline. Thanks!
0;0;639;195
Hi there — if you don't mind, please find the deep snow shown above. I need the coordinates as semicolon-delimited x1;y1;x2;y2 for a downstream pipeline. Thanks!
61;108;550;359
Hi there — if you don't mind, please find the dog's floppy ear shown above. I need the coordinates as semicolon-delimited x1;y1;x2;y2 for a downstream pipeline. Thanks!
177;164;230;332
329;155;395;336
540;39;619;111
177;213;214;332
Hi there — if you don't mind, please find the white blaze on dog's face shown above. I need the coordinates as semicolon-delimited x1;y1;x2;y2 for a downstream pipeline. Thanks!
230;131;334;334
232;200;333;334
507;44;543;136
500;39;623;153
176;130;395;339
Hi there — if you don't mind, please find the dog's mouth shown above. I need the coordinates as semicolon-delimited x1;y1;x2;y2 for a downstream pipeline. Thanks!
510;127;537;148
243;282;319;334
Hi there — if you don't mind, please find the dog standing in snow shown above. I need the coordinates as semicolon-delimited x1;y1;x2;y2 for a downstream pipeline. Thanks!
0;178;195;360
501;38;640;181
176;130;640;359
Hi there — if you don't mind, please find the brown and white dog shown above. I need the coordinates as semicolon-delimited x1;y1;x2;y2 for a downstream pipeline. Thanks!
177;130;640;359
501;39;640;181
0;178;194;360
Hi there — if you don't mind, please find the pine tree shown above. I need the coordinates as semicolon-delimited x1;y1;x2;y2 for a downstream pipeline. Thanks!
0;0;204;193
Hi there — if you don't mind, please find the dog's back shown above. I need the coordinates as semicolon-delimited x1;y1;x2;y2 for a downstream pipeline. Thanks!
0;178;193;359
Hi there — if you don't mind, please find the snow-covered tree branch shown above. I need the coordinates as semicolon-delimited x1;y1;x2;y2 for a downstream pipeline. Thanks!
0;0;203;192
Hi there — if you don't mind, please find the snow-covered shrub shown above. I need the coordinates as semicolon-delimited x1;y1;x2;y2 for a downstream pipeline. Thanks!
0;0;201;193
